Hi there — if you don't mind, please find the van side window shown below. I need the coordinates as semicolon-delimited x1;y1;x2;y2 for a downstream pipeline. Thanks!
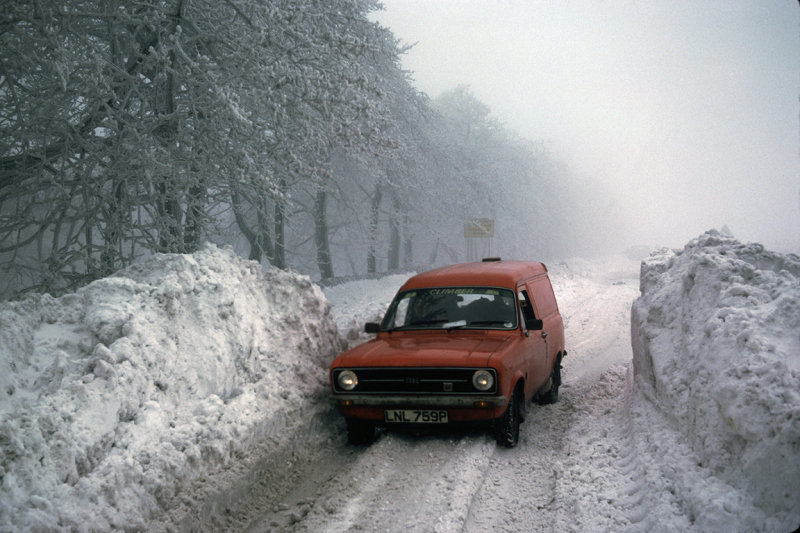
518;290;536;325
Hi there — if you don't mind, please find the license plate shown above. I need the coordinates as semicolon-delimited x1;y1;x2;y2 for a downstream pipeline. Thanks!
384;409;448;424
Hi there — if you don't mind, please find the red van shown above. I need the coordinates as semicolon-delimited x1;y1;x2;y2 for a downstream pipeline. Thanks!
329;258;566;447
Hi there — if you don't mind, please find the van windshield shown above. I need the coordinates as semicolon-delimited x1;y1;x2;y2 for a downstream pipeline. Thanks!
381;287;518;331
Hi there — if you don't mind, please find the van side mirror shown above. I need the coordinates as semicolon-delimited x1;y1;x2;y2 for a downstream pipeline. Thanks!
364;322;380;334
527;319;544;331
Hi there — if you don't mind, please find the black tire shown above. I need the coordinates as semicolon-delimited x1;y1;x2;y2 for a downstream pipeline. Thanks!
346;418;375;445
496;385;521;448
537;357;561;405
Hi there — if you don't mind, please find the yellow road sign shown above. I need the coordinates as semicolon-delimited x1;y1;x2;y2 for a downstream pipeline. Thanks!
464;218;494;238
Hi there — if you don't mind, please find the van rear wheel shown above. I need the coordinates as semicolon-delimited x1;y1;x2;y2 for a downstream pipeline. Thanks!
537;357;561;405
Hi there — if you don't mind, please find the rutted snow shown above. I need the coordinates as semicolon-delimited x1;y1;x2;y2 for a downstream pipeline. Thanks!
1;234;798;532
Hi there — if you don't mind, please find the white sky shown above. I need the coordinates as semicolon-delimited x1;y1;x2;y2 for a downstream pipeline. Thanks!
373;0;800;252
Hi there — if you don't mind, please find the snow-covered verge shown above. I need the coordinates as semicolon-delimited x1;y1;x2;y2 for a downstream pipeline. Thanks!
631;230;800;528
0;244;340;531
322;273;411;349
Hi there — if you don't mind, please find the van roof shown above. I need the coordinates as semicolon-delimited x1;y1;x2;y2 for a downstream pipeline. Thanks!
400;260;548;291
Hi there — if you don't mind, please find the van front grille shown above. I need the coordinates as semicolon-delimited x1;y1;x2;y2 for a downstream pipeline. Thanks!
332;367;497;395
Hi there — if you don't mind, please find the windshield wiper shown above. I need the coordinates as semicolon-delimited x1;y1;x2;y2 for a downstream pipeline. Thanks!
468;320;511;326
409;319;448;326
444;320;468;331
388;319;447;331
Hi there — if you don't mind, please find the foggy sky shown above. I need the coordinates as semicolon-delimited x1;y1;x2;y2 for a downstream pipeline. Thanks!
373;0;800;252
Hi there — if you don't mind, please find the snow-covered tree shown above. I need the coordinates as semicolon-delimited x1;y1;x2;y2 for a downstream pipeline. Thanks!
0;0;411;294
0;0;585;296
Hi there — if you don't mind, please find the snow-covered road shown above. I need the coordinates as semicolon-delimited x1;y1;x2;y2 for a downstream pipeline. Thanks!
200;258;719;532
4;243;794;531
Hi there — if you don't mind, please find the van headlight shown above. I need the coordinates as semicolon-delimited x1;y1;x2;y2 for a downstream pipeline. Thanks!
472;370;494;391
337;370;358;391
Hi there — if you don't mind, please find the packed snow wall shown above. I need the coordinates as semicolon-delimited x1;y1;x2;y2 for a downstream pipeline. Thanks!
0;244;340;530
631;230;800;524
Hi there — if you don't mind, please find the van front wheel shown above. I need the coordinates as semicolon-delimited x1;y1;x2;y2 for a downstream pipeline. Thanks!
346;418;375;445
496;386;521;447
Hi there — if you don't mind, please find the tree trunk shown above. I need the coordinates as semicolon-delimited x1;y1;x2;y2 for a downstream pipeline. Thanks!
100;178;126;274
273;177;287;269
256;197;276;264
314;190;334;279
429;240;439;265
154;9;183;253
231;188;273;263
367;185;382;274
387;193;401;271
403;212;413;270
184;179;205;253
156;179;182;252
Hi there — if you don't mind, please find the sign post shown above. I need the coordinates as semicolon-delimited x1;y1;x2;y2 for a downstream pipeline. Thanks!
464;218;494;261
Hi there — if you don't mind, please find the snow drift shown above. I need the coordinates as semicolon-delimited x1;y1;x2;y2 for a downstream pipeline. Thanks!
0;244;340;531
631;230;800;525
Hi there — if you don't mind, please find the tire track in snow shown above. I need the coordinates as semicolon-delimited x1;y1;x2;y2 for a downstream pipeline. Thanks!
461;365;643;532
241;429;497;533
461;394;574;532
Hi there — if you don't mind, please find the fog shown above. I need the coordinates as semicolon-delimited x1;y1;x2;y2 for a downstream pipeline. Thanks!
373;0;800;253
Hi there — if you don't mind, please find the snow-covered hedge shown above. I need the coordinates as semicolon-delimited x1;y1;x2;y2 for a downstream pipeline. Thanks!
0;244;340;531
631;231;800;524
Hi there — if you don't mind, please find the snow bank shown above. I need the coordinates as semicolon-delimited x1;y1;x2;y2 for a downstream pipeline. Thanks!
0;244;340;531
323;273;410;349
631;230;800;526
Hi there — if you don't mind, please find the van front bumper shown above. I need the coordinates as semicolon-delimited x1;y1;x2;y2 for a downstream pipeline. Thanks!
331;394;507;408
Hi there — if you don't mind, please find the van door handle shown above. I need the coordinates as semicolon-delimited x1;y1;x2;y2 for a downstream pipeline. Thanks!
541;331;548;339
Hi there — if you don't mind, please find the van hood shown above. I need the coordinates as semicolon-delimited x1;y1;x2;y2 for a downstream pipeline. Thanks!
332;332;514;368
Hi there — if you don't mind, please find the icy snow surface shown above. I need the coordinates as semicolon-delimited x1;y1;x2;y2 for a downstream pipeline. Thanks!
1;233;798;532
